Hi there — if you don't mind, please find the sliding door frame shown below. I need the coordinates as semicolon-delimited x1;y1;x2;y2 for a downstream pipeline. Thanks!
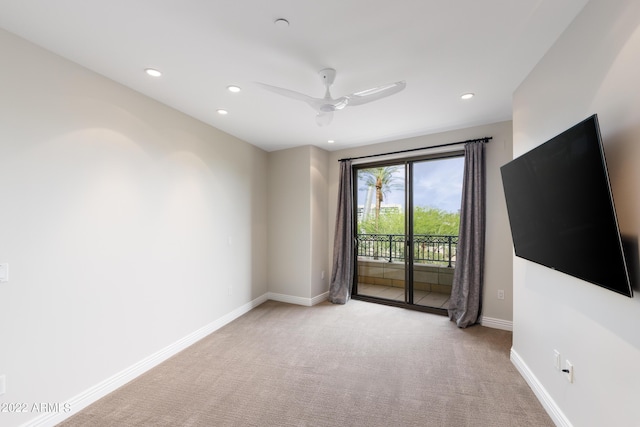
351;150;464;315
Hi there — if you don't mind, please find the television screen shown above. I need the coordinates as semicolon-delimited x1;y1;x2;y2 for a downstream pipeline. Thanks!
501;115;632;297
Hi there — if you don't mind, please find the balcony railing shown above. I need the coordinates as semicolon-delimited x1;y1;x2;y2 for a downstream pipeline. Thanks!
356;233;458;267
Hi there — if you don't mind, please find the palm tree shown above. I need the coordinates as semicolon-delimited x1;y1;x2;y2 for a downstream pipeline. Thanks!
358;166;403;232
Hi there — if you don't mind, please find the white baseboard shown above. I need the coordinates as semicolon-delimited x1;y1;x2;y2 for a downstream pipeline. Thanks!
25;294;269;427
310;291;329;306
267;291;328;307
510;348;572;427
480;316;513;331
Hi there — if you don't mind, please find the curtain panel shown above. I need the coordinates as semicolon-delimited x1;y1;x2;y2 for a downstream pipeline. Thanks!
329;159;354;304
448;142;486;327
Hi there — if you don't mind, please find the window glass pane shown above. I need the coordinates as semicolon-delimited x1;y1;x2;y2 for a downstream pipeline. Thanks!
356;165;405;301
412;156;464;308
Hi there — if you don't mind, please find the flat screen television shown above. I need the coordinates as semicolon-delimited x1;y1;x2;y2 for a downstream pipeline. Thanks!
501;114;633;297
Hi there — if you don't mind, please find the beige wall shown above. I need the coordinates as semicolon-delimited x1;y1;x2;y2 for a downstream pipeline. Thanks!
512;0;640;425
328;121;514;324
267;145;330;301
0;29;268;426
310;146;330;298
267;146;312;298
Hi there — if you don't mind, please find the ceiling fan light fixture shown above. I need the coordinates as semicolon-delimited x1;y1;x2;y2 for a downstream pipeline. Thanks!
461;92;475;100
145;68;162;77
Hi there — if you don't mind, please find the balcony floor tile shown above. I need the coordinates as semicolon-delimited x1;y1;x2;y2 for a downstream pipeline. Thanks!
356;283;450;309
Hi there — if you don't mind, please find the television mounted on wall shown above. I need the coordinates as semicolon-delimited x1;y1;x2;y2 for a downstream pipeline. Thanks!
501;114;633;297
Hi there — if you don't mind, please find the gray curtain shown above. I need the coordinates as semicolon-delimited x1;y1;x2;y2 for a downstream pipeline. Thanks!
448;142;486;328
329;160;354;304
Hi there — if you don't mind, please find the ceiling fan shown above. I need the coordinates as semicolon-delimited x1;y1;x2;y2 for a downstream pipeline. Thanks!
257;68;406;126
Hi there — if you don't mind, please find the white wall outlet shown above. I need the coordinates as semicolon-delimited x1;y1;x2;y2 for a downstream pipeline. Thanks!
0;263;8;282
565;360;574;383
321;270;325;280
0;374;6;395
553;350;561;370
497;289;505;300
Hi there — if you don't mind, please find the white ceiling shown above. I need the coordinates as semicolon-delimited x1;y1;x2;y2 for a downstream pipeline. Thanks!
0;0;589;152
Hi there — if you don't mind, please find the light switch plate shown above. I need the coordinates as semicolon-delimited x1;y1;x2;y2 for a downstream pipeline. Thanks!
565;360;574;383
0;263;8;282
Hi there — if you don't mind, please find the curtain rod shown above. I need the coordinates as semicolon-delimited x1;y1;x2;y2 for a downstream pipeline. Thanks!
338;136;492;162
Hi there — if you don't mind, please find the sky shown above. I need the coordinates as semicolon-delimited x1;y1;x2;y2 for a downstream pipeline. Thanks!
357;156;464;213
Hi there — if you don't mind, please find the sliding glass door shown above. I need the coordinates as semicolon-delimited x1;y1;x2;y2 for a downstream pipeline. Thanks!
355;164;406;303
353;154;464;313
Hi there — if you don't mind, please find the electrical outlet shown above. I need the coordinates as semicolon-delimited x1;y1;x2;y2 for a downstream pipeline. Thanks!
553;350;561;370
497;289;505;300
565;360;574;383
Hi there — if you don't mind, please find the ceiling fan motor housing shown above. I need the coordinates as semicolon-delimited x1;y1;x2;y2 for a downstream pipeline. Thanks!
319;68;336;86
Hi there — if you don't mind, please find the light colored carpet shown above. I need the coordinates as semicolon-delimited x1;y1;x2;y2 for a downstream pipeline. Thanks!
58;300;553;426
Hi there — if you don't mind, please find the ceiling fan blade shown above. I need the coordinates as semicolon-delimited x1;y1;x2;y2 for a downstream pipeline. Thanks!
345;81;406;107
255;82;324;111
332;96;349;110
316;111;334;127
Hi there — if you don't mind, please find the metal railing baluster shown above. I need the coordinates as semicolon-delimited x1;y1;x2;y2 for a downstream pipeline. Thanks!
356;233;458;267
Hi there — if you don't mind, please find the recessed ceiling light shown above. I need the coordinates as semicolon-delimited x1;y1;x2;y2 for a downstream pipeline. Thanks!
327;140;335;144
274;18;289;27
145;68;162;77
227;85;241;93
217;109;228;115
461;93;474;100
